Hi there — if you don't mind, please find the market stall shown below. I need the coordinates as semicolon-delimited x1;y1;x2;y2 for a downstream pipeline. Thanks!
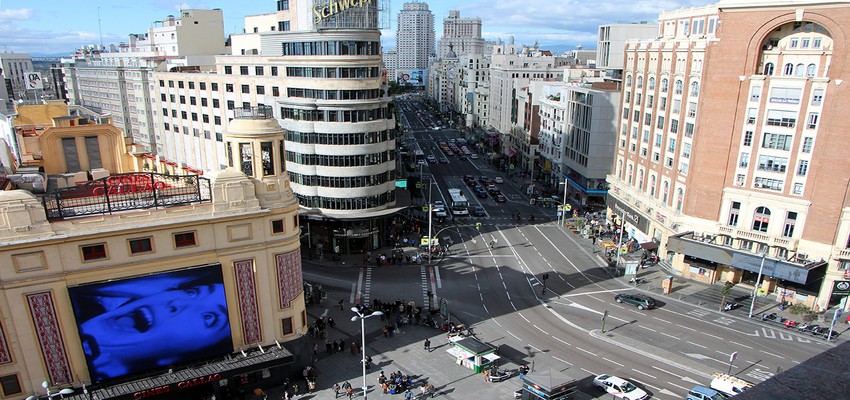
446;336;499;373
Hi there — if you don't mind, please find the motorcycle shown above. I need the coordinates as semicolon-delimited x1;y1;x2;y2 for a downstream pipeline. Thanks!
723;302;740;312
488;367;515;383
761;312;778;321
810;326;826;336
797;323;810;332
629;277;647;285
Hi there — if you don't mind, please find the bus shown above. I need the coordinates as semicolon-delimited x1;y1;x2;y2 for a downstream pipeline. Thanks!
414;149;426;165
448;188;469;215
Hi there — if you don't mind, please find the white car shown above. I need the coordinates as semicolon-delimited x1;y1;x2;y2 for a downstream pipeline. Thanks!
494;177;504;184
592;375;649;400
432;201;445;210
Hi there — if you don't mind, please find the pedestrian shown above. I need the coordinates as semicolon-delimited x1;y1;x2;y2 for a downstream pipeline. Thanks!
333;382;340;398
424;338;431;352
351;341;359;355
339;299;344;310
483;368;490;382
326;339;333;354
383;325;389;338
328;317;335;328
592;235;597;245
427;384;435;398
404;389;413;400
365;355;373;371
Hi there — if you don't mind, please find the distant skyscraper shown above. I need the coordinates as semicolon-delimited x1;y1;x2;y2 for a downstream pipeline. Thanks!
437;10;485;59
396;2;435;71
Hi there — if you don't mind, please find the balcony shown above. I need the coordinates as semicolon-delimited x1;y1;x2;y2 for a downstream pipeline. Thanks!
714;223;799;250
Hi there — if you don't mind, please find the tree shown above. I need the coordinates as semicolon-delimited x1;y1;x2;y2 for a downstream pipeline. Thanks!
388;81;402;96
720;281;736;311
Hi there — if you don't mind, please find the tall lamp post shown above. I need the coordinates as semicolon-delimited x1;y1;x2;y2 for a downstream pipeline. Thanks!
558;178;568;225
748;251;768;319
351;307;383;400
26;381;74;400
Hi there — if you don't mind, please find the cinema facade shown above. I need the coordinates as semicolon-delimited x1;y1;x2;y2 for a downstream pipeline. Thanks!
0;111;308;399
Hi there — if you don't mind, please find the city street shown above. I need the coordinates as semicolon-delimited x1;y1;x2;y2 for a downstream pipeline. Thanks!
293;102;833;399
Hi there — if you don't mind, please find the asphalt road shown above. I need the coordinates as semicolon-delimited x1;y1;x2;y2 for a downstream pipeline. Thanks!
296;100;831;399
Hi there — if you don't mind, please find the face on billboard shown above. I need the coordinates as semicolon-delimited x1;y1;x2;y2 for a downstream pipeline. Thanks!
68;266;232;381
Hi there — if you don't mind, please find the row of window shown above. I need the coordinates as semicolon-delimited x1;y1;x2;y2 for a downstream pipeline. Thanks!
284;150;395;167
287;170;395;188
296;191;396;210
159;80;215;90
280;106;391;122
281;40;381;56
287;88;382;100
284;130;392;145
727;203;797;237
625;76;698;97
285;66;380;78
762;62;818;78
80;232;197;261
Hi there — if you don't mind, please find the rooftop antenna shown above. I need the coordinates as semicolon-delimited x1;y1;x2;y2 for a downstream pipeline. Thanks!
98;7;104;49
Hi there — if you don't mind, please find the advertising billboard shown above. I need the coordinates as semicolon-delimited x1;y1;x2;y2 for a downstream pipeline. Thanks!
25;71;44;90
397;69;426;86
68;264;232;381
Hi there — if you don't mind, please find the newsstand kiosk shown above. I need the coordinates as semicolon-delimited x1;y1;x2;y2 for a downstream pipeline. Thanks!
517;369;578;400
446;337;499;373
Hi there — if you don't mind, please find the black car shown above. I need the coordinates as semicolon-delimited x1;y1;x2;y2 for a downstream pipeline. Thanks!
614;293;656;310
472;206;486;217
463;175;475;183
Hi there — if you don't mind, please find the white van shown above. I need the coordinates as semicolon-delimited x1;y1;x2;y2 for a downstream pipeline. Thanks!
709;373;753;397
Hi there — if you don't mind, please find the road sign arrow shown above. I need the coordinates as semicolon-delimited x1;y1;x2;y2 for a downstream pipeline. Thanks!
659;389;677;397
682;376;700;385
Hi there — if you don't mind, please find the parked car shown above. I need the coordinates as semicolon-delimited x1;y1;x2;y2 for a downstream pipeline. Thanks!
592;375;649;400
686;385;728;400
439;157;448;163
614;293;657;310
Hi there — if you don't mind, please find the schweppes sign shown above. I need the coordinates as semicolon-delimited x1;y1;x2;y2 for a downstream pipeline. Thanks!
313;0;373;24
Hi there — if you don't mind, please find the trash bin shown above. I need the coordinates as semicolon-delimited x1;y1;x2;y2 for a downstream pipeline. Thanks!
662;276;674;295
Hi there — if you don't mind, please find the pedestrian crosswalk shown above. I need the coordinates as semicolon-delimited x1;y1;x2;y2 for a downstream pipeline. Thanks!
685;309;816;343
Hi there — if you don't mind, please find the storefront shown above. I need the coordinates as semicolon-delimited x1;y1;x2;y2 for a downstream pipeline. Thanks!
606;196;652;244
445;337;499;373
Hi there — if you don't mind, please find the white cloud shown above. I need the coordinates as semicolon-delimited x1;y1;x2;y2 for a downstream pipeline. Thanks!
0;8;34;21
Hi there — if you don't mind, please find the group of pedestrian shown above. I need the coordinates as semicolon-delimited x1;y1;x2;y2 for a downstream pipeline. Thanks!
307;316;334;339
331;380;354;399
376;370;435;397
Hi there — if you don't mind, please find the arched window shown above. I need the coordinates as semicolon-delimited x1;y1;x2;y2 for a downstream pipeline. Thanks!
661;78;669;92
675;80;683;94
617;159;623;179
663;181;669;203
676;188;684;212
637;76;643;88
627;164;634;184
752;206;771;232
806;64;816;77
626;75;633;87
783;63;794;75
690;81;700;97
638;169;645;190
795;63;805;77
763;62;774;75
649;77;656;90
650;175;657;197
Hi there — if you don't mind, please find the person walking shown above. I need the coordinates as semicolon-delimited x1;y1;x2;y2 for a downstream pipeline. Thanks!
483;368;490;382
427;383;436;398
404;389;413;400
350;341;359;355
343;381;353;399
332;382;340;398
424;338;431;352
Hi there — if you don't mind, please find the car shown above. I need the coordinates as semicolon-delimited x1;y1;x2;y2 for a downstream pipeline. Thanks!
686;385;728;400
471;206;486;217
494;194;507;203
426;155;437;163
433;209;448;218
592;375;649;400
614;293;657;310
417;160;427;166
476;190;488;199
439;157;448;163
463;175;474;183
470;154;479;159
467;179;478;187
494;177;504;184
489;188;501;196
433;201;445;210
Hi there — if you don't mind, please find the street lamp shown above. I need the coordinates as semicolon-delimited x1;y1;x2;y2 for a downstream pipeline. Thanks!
747;250;768;319
351;307;383;400
26;381;74;400
558;178;568;225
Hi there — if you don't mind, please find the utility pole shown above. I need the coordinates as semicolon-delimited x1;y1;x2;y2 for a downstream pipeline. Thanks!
601;310;608;333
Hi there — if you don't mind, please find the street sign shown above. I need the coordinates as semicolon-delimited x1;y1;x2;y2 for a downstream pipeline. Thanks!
729;351;738;363
439;298;448;320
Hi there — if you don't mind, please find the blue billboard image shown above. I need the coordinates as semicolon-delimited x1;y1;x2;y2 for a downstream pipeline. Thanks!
68;265;232;381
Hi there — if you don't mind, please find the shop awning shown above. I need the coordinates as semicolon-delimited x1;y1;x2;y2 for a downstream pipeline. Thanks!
667;232;826;285
640;242;659;251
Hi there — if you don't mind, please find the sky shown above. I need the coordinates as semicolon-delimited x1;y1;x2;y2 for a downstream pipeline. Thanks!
0;0;710;56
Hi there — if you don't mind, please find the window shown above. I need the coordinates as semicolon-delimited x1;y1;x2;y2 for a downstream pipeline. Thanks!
687;102;697;118
257;86;265;95
178;81;184;89
224;66;232;74
670;119;679;133
668;138;677;152
227;100;235;110
179;95;186;104
752;206;771;232
648;77;655;90
739;152;749;167
240;66;249;75
783;63;794;75
661;78;669;92
782;212;797;237
806;64;816;77
801;137;813;153
200;82;206;90
655;133;663;147
272;219;285;234
278;20;291;31
272;66;279;76
762;133;792;150
0;374;22;396
226;84;234;92
81;244;107;261
255;66;264;75
174;231;197;248
690;82;699;97
763;62;774;75
129;237;153;254
656;115;665;130
743;131;753;146
795;63;805;77
750;86;761;102
747;108;757;124
211;83;219;91
273;86;280;96
215;116;222;125
213;98;220;108
728;201;741;226
811;89;824;105
241;84;250;94
282;317;294;334
797;159;809;176
675;80;683;94
790;39;798;48
188;81;195;89
637;76;643;88
807;113;819;129
757;155;788;172
813;38;821;48
765;110;797;127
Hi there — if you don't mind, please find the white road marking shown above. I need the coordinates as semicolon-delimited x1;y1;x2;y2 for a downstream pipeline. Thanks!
528;344;543;352
552;356;572;365
575;347;597;357
510;302;517;311
651;366;680;378
561;288;633;297
603;357;624;367
700;332;724;340
660;331;681;340
533;325;549;335
507;331;521;341
482;304;488;314
652;316;673;324
759;349;786;359
552;336;571;346
667;381;691;392
728;340;753;349
679;325;697;332
638;325;657;332
580;368;596;376
631;369;657;379
518;313;531;323
491;318;502;327
686;341;707;349
503;282;507;289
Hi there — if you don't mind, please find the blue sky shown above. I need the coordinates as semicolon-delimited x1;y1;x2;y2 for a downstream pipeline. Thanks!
0;0;709;56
